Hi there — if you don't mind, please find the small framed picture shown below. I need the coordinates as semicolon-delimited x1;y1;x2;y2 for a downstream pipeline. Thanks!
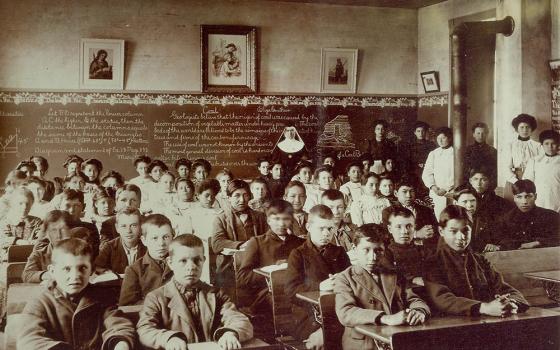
420;71;440;93
201;25;258;94
550;59;560;82
320;48;358;93
79;39;125;90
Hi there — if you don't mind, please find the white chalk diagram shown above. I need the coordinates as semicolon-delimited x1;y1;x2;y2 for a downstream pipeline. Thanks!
0;129;20;157
317;115;356;149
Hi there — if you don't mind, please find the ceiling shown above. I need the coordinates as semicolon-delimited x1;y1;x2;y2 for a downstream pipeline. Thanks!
263;0;447;8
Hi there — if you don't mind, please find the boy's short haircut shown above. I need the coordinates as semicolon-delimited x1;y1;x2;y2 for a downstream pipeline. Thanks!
250;177;269;188
216;168;234;180
141;214;172;237
174;158;192;170
308;204;334;222
384;206;414;226
100;170;125;187
295;160;314;173
361;172;381;185
116;184;142;201
52;237;93;263
197;178;220;195
345;160;363;175
511;179;536;196
438;205;470;228
134;155;152;167
539;129;560;144
11;187;34;205
192;158;212;173
63;155;84;169
452;185;479;201
116;207;142;223
379;176;393;184
147;160;169;173
16;160;37;173
471;122;489;133
352;223;386;246
284;180;306;196
42;210;73;233
468;166;491;179
256;157;269;168
175;178;195;192
265;199;294;217
321;189;345;203
395;176;417;191
434;127;453;140
314;165;333;179
226;179;250;197
169;234;204;257
61;189;85;205
93;187;114;203
64;171;88;184
30;155;49;172
413;121;430;131
81;158;103;173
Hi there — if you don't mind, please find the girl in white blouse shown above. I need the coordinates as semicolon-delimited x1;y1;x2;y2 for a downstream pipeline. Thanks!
422;127;455;218
504;114;543;200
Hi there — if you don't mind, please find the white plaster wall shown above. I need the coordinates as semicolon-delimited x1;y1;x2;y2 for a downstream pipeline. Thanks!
0;0;418;94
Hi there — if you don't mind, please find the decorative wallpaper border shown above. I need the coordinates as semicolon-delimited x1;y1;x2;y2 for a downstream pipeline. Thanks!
0;92;418;108
418;93;448;107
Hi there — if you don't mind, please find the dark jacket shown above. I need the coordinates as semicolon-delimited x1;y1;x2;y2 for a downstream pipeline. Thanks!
367;138;397;161
424;243;529;316
119;252;173;306
18;281;136;350
387;241;428;283
464;142;497;182
291;212;308;237
236;231;304;291
22;243;53;283
497;206;560;250
383;203;439;249
284;239;351;339
100;217;118;247
94;237;146;274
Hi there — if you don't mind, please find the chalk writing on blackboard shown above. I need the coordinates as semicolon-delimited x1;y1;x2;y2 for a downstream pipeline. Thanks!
0;128;29;157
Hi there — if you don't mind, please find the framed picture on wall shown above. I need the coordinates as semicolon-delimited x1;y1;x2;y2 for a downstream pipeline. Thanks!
79;39;125;90
420;71;440;93
201;25;258;94
320;48;358;93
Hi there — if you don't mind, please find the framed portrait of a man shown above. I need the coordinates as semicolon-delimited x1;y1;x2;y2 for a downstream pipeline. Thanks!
79;38;125;90
320;48;358;94
201;25;258;94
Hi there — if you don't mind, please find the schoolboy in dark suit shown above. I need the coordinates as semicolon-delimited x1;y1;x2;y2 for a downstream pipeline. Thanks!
284;204;351;348
119;213;174;306
283;180;308;237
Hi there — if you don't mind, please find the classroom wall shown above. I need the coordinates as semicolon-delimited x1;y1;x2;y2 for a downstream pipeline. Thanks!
0;0;419;95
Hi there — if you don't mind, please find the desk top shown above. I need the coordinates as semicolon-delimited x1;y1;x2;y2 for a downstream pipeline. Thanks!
6;283;44;315
524;270;560;283
355;307;560;345
187;338;270;349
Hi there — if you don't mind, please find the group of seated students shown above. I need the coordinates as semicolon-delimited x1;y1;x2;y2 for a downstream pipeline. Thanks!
0;116;558;350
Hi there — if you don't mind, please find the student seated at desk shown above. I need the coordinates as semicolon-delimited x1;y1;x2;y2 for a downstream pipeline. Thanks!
210;179;268;290
385;206;429;286
497;180;560;250
100;184;143;246
321;189;355;251
18;238;136;350
236;199;304;311
0;187;42;260
119;213;174;306
59;189;100;257
283;181;308;237
284;204;351;348
95;208;146;275
137;234;253;350
334;224;429;350
424;205;529;317
22;210;73;283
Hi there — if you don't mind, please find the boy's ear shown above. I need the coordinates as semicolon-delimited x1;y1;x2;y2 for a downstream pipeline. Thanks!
438;226;444;236
47;264;55;277
140;235;146;246
166;256;172;266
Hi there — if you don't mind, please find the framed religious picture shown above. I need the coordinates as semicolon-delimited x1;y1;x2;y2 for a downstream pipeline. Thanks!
420;71;440;93
79;39;125;90
320;48;358;94
201;25;258;94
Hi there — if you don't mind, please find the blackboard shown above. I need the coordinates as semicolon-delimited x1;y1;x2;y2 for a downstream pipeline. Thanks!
0;92;418;180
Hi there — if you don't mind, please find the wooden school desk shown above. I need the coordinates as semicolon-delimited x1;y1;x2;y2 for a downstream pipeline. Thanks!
187;338;280;349
296;291;344;350
252;265;291;336
354;307;560;350
524;270;560;304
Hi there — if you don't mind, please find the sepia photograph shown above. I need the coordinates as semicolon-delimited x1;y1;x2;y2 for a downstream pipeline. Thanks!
0;1;559;350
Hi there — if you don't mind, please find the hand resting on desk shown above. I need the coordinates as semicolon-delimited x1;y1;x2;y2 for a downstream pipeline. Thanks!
380;309;427;326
